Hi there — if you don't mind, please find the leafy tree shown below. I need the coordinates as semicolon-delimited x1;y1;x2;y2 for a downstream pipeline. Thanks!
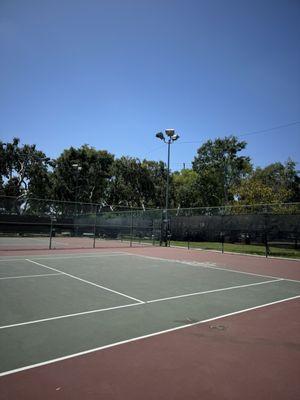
142;160;169;208
192;136;252;206
107;157;151;208
234;159;300;204
0;138;51;199
250;160;300;202
233;179;291;204
107;158;170;209
172;169;199;208
52;145;114;204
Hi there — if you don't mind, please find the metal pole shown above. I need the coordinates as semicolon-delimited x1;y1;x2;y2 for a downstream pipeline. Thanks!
93;213;96;249
164;139;171;247
160;209;163;246
130;208;133;247
49;218;53;250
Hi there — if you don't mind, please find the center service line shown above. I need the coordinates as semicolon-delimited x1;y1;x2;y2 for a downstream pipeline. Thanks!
26;259;144;304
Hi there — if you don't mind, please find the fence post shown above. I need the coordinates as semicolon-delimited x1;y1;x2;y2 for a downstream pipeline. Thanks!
159;209;163;246
93;212;97;249
130;208;133;247
49;217;53;250
152;218;155;246
265;232;269;258
187;212;190;250
264;213;269;258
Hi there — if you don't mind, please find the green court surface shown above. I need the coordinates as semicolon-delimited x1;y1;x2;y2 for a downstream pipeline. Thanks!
0;252;300;375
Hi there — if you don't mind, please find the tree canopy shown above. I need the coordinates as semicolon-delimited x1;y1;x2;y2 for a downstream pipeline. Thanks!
192;136;252;205
1;136;299;208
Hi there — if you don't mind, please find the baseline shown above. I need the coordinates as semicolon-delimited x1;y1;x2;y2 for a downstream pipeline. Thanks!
0;252;130;263
1;294;299;377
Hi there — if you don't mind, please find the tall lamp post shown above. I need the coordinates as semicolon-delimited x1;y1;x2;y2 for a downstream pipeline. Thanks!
72;164;82;214
155;129;180;246
72;163;82;236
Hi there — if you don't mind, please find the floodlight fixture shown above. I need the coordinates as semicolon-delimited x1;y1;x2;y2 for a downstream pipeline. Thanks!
156;132;165;141
171;134;180;141
165;129;175;137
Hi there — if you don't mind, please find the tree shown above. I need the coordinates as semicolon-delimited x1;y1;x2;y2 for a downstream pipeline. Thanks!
0;138;52;199
106;158;170;209
107;157;153;208
192;136;252;206
141;160;169;208
233;179;291;204
52;145;114;204
234;159;300;204
172;169;199;208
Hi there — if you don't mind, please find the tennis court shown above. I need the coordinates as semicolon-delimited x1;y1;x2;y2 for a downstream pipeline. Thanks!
0;245;299;399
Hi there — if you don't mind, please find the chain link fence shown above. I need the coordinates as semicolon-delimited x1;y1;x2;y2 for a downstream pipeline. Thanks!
0;196;299;257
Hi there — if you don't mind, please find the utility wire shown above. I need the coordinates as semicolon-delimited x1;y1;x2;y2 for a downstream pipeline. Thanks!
179;121;300;144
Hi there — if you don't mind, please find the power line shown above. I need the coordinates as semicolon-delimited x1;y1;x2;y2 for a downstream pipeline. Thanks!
238;121;300;137
178;121;300;144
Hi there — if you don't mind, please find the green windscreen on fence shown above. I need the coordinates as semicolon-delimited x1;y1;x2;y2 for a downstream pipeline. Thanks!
0;196;299;257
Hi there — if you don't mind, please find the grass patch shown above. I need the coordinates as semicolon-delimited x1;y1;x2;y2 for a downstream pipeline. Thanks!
120;235;300;259
171;241;300;259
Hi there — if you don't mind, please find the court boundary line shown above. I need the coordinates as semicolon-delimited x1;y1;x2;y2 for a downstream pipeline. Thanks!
26;259;144;304
0;273;62;280
0;294;299;377
0;252;130;263
126;253;300;283
0;277;286;330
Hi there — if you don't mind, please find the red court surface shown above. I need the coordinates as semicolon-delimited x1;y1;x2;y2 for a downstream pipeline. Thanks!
1;298;299;400
123;246;300;280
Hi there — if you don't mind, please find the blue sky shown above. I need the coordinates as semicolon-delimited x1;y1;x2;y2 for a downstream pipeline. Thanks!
1;0;299;171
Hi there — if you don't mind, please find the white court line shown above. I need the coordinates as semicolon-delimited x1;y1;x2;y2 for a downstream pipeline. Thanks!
0;294;299;377
0;277;285;330
146;279;283;303
0;302;141;330
126;253;300;283
0;252;129;263
26;259;144;304
0;273;62;280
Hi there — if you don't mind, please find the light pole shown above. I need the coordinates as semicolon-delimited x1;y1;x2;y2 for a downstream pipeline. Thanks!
155;129;180;246
72;163;82;236
72;163;82;212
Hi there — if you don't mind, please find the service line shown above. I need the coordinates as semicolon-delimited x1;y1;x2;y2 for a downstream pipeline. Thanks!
0;277;286;330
